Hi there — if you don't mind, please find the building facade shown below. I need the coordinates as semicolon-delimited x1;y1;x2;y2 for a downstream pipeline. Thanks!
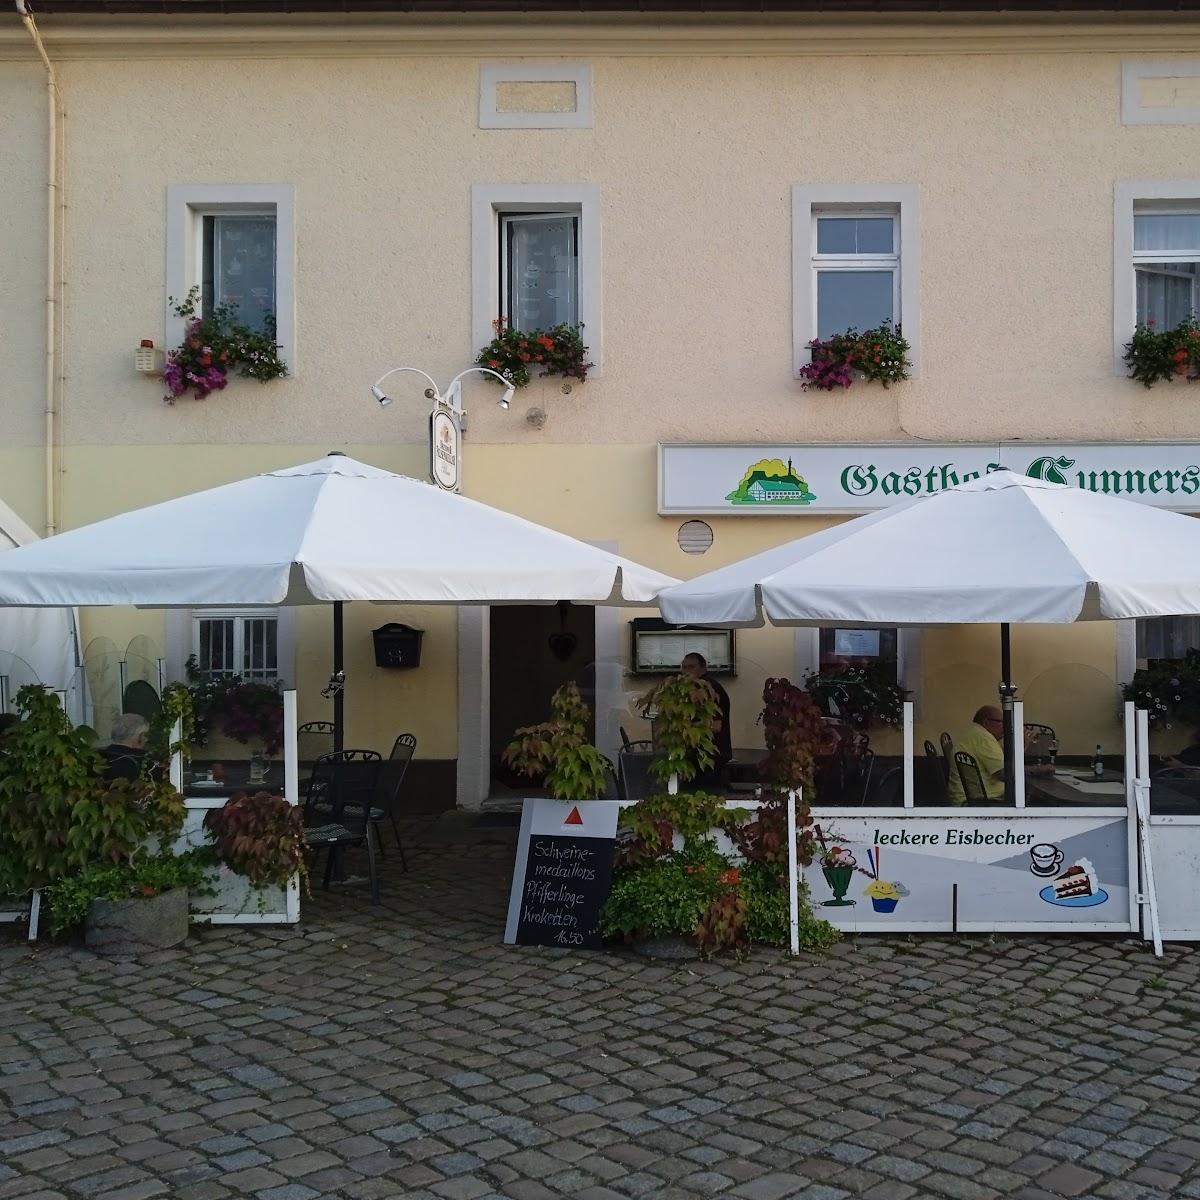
4;1;1200;806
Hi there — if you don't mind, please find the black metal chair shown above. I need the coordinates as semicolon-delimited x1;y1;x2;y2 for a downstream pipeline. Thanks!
954;750;990;806
924;739;948;783
873;766;904;807
297;720;335;764
915;751;949;805
617;748;659;802
619;725;654;754
1023;722;1057;761
939;732;955;783
303;751;384;905
373;734;417;869
849;747;876;804
599;754;621;801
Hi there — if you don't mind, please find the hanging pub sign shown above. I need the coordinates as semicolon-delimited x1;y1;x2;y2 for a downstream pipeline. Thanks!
658;442;1200;515
429;405;461;493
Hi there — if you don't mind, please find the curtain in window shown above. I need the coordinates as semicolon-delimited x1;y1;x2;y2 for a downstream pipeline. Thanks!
1137;615;1200;661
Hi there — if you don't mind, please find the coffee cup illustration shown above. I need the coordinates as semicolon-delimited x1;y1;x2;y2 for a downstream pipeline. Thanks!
1029;843;1064;877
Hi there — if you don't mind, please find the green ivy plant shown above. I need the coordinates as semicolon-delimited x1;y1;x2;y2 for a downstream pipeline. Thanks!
43;849;215;937
0;685;186;898
639;674;720;786
1123;318;1200;388
501;682;609;802
146;681;196;767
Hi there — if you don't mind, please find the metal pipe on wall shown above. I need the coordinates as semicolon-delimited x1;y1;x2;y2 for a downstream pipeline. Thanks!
16;1;61;537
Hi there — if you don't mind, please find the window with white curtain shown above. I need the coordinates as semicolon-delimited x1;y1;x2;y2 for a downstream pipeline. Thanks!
193;610;280;683
499;211;579;329
1134;208;1200;328
1137;615;1200;663
812;210;900;339
202;214;277;334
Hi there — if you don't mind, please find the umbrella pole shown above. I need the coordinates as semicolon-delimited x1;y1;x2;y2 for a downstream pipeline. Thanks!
333;601;344;752
1000;622;1015;806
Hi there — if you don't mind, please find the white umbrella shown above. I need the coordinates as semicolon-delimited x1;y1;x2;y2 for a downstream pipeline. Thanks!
658;469;1200;801
0;453;677;744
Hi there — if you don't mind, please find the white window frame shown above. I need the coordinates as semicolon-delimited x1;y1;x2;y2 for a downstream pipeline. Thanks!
811;209;901;344
792;184;920;378
166;184;295;373
479;63;593;129
794;626;920;713
471;183;602;376
166;607;295;687
1114;181;1200;373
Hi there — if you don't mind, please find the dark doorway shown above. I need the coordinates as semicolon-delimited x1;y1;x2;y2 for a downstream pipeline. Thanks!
489;602;596;795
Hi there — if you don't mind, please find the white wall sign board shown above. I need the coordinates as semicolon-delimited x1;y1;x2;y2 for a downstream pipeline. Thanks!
1146;817;1200;941
659;443;1200;514
430;406;462;493
505;799;622;948
805;810;1132;933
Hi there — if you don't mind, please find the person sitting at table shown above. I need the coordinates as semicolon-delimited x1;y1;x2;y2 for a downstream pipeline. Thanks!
100;713;150;782
946;705;1053;804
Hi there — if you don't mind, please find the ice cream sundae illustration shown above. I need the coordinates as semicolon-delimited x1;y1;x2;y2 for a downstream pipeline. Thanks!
819;844;857;907
1038;856;1108;908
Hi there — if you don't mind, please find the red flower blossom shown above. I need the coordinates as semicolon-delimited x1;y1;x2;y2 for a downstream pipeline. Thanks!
718;868;740;885
519;352;532;362
487;358;502;368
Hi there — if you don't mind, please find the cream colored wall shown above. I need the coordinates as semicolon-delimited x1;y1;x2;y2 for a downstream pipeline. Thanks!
3;19;1200;773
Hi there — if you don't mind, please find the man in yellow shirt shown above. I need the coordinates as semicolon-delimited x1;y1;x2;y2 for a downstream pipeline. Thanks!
945;706;1007;804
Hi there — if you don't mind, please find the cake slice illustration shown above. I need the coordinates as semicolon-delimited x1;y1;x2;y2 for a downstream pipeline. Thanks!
1050;859;1097;900
1039;857;1108;907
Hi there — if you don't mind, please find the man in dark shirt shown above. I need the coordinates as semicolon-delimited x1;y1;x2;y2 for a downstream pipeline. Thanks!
100;713;150;782
682;652;732;789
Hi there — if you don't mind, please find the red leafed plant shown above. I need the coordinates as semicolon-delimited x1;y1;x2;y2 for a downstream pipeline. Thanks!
204;791;306;891
798;323;910;392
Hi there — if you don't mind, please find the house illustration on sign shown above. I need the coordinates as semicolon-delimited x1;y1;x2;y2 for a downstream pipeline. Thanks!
727;457;818;505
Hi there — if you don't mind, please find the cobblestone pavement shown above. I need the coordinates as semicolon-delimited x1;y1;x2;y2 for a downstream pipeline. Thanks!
3;815;1200;1200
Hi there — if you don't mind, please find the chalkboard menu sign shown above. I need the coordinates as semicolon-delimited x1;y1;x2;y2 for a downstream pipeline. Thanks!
504;800;622;950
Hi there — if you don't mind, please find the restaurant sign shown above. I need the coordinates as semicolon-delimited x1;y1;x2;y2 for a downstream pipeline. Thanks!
804;811;1133;934
429;405;461;493
658;442;1200;515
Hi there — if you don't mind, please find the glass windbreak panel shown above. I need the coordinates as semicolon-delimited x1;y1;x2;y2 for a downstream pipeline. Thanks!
1136;263;1200;329
197;618;235;677
1134;212;1200;254
816;270;894;339
203;215;277;333
504;214;578;329
816;216;894;255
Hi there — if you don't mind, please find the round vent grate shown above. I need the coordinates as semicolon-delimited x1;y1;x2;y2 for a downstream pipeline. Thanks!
677;520;714;555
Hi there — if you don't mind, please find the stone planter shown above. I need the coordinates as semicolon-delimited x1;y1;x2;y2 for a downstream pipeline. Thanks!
85;887;189;956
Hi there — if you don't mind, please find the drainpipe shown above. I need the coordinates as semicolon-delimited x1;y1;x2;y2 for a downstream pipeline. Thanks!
16;0;60;536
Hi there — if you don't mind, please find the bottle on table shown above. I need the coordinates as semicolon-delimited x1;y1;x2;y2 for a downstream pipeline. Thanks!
1092;744;1104;780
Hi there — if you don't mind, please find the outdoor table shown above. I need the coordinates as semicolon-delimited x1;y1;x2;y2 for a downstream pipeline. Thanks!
184;761;286;802
1026;769;1126;807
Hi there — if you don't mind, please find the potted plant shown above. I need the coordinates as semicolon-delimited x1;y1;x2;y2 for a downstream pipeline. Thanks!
203;790;307;913
476;318;593;390
45;850;214;953
501;682;609;801
798;321;910;392
162;286;287;403
1123;317;1200;387
184;656;284;756
803;661;907;731
1122;648;1200;734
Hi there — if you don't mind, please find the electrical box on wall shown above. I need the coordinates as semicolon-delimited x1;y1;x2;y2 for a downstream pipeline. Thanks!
372;623;424;669
629;618;735;677
135;340;162;374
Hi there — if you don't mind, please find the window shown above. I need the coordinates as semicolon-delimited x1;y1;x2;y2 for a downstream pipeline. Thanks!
1133;209;1200;329
193;611;280;683
1114;182;1200;371
472;184;602;374
812;212;899;340
792;184;920;377
819;626;898;674
166;185;295;370
499;212;579;329
202;214;277;334
1137;616;1200;664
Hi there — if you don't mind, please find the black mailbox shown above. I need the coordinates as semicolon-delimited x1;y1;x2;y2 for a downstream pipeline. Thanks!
372;623;424;669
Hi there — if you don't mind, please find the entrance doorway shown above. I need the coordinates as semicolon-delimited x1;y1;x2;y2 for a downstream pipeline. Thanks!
489;602;596;796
